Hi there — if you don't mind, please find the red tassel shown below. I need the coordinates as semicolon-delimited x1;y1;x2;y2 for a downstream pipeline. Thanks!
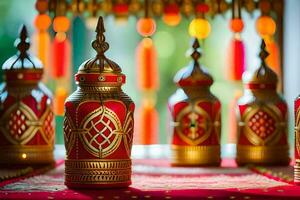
138;103;159;144
228;36;245;81
136;38;159;90
52;37;71;78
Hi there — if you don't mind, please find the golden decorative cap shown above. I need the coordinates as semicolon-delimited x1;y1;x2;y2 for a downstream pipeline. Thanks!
243;39;278;89
2;25;43;84
174;38;213;87
76;16;125;86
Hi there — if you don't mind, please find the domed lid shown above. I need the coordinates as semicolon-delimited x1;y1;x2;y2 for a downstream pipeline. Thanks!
75;16;125;86
2;25;43;85
243;39;278;90
174;38;213;87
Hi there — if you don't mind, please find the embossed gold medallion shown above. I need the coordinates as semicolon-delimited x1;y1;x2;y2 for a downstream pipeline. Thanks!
175;103;212;146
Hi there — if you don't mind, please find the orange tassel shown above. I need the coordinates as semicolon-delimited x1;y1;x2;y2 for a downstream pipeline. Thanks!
265;38;281;77
136;38;159;90
138;103;159;144
54;87;68;116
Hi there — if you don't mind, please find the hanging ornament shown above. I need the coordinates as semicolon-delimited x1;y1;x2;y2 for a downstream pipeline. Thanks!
227;0;245;81
151;0;163;16
85;0;100;30
136;18;156;37
135;0;159;144
136;38;159;90
236;40;289;166
52;15;71;78
168;38;221;166
113;0;129;24
52;3;71;116
162;1;181;26
181;0;194;18
188;2;211;39
138;94;159;144
33;0;51;82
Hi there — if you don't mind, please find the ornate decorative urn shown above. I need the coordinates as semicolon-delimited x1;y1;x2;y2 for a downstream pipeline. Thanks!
0;25;54;165
236;40;289;166
294;95;300;184
63;17;135;188
168;39;221;166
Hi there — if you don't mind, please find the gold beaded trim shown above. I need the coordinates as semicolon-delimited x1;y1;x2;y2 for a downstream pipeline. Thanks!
0;145;54;165
236;145;290;165
171;145;220;166
65;159;131;184
294;161;300;183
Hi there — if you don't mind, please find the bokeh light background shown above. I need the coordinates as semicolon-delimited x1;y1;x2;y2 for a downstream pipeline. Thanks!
0;0;299;149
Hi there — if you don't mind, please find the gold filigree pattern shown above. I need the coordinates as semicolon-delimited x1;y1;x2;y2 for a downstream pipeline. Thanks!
39;107;55;145
0;102;40;145
78;106;123;158
122;111;134;157
239;104;285;146
295;106;300;157
63;113;76;156
174;102;212;146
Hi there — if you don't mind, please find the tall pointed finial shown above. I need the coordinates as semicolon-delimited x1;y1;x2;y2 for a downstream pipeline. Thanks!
15;25;30;59
257;39;269;76
92;16;109;56
259;39;269;68
190;38;202;67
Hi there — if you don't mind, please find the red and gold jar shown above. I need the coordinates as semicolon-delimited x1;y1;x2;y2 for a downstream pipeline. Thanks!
294;95;300;184
63;17;135;188
168;39;221;166
0;25;54;165
236;40;289;165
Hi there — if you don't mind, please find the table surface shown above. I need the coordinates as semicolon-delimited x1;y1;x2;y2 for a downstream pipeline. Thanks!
0;144;299;200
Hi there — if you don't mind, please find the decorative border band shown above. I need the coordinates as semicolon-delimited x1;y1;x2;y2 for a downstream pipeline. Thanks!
237;145;290;165
171;145;220;166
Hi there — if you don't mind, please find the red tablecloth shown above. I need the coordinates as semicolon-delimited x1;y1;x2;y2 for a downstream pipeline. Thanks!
0;159;299;200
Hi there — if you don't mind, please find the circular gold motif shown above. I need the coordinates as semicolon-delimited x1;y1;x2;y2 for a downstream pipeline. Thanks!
79;106;123;158
175;103;212;146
